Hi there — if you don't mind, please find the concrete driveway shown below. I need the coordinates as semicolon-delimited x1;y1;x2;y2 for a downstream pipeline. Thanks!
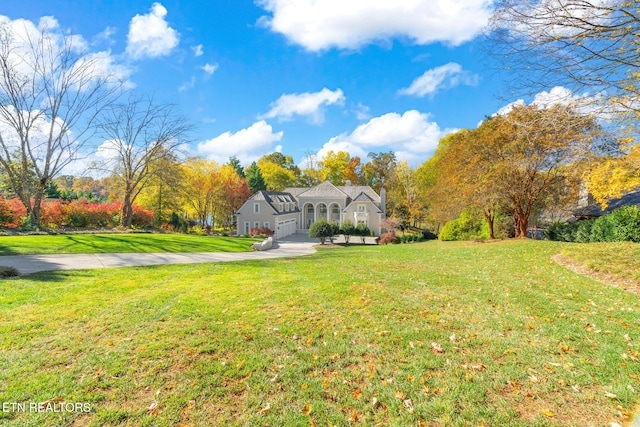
0;239;317;275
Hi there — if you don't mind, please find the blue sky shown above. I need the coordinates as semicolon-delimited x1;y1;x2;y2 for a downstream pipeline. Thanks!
2;1;532;167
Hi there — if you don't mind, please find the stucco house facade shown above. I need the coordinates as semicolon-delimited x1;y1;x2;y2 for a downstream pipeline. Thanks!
235;181;386;239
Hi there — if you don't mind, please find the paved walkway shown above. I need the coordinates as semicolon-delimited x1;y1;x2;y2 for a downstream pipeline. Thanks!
0;237;317;275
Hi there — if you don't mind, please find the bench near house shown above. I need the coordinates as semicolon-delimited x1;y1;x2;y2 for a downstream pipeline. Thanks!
235;181;386;239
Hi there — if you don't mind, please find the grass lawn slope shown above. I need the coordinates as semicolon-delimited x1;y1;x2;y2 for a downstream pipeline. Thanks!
0;234;257;255
0;240;638;426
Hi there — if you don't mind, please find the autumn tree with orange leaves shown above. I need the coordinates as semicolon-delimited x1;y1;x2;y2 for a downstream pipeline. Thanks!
430;104;610;238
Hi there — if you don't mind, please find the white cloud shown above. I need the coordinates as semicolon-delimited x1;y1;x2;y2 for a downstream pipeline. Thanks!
0;14;131;88
191;44;203;57
259;88;345;124
197;121;284;164
496;86;600;116
257;0;493;51
352;103;371;121
315;110;456;165
126;3;179;60
399;62;479;97
201;63;218;76
178;76;195;92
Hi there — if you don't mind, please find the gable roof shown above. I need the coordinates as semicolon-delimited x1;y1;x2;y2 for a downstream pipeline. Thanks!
348;191;383;213
296;181;349;199
247;191;300;214
282;187;307;198
338;185;381;203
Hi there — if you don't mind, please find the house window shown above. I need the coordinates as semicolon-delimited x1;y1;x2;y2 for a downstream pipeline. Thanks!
357;204;366;213
319;205;327;214
244;222;250;234
264;221;270;229
254;221;260;229
332;205;340;214
279;203;284;212
254;203;260;214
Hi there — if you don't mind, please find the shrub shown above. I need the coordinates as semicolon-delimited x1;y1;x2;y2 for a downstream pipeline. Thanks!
189;224;208;236
169;212;189;232
609;205;640;242
354;223;371;243
0;266;19;278
379;231;400;245
590;215;615;242
131;204;155;228
308;219;337;244
575;220;595;243
422;229;438;240
439;208;489;241
249;227;274;237
339;220;356;244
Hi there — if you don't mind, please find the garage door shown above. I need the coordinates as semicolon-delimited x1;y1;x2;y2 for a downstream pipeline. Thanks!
276;219;296;239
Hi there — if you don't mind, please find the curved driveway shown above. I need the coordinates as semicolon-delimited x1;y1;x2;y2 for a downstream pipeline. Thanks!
0;239;317;275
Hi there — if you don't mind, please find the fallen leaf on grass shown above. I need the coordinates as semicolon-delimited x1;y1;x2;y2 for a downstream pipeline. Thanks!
403;399;414;413
394;390;406;400
431;342;444;353
604;392;618;399
540;409;555;417
257;403;271;415
301;404;312;415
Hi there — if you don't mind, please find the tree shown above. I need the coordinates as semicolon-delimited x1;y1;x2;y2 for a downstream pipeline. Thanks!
0;19;122;226
585;144;640;207
443;105;607;238
96;96;189;227
136;157;184;225
245;162;266;193
257;152;300;190
489;0;640;117
258;160;297;191
227;156;245;178
308;219;336;245
179;158;221;227
299;151;322;187
319;150;351;185
388;161;425;227
363;151;397;192
212;164;251;228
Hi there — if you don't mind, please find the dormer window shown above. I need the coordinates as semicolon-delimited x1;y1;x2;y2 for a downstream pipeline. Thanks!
279;203;284;211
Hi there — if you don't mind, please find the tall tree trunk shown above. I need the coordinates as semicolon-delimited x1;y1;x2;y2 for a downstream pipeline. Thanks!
515;211;529;238
121;192;134;227
29;184;45;228
484;208;495;240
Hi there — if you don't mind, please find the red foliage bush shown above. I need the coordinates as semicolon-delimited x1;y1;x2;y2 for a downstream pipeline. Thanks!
249;227;274;237
378;231;400;245
0;198;155;229
131;204;154;227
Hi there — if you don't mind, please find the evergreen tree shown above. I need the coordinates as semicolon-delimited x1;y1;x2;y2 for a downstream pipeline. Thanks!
245;162;266;193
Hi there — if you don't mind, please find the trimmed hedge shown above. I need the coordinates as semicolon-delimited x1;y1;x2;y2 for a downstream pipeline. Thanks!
545;205;640;243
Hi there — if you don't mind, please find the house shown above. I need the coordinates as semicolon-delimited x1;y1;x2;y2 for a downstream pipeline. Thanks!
235;181;386;239
573;189;640;219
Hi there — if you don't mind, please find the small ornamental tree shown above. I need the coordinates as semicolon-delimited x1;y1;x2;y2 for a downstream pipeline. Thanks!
340;220;356;244
308;219;336;244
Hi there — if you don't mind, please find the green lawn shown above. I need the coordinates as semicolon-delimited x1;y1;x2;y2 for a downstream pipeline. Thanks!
0;240;638;426
0;234;257;255
561;242;640;283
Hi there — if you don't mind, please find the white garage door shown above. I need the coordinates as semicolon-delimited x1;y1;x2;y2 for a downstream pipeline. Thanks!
276;219;296;239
